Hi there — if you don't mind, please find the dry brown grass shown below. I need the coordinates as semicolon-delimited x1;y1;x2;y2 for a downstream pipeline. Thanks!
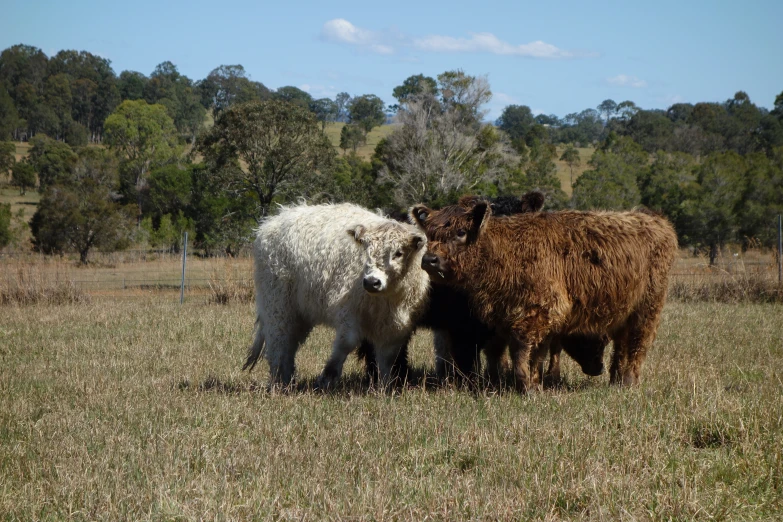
0;298;781;520
554;145;594;196
207;259;254;304
325;122;398;160
0;261;90;305
670;273;783;303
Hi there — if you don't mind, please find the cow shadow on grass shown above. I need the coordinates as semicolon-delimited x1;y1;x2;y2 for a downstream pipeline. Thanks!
176;366;605;397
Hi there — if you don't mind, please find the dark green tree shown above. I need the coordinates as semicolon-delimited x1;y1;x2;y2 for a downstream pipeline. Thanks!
11;160;36;195
737;149;783;247
348;95;386;135
104;99;180;218
680;152;746;264
198;99;335;219
27;134;77;190
638;151;697;231
0;141;15;177
0;44;48;138
624;110;674;153
274;86;313;109
329;152;378;207
571;135;647;210
197;65;271;113
559;144;581;187
0;87;21;139
597;99;617;124
0;203;11;249
142;61;205;141
30;149;133;263
496;105;535;142
47;49;120;140
334;92;351;122
310;98;338;130
339;124;365;153
118;71;148;101
535;114;560;126
144;164;192;224
390;74;438;111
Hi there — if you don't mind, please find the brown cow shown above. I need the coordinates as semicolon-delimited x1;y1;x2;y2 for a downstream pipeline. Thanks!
412;197;677;392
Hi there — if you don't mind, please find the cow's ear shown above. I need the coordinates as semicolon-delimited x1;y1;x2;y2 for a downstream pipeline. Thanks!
409;232;426;251
519;191;545;212
470;201;491;238
410;205;432;228
347;224;366;243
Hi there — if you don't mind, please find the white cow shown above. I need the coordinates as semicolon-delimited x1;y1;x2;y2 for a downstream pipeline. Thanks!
244;203;430;388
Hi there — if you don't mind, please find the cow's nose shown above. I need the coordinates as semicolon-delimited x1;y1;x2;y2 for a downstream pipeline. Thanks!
363;276;382;292
422;253;439;267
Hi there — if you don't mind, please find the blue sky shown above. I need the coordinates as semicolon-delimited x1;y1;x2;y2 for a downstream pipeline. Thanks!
3;0;782;120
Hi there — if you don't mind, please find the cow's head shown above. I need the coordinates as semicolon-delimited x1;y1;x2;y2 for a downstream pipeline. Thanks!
560;335;608;376
411;191;546;283
347;222;427;295
410;196;492;283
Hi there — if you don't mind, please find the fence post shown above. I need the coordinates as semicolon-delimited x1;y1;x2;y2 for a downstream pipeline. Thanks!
778;214;782;284
180;231;188;304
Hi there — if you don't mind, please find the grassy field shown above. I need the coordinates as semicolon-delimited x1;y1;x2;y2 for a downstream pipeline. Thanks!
554;146;594;196
0;185;39;222
324;122;398;160
1;291;782;519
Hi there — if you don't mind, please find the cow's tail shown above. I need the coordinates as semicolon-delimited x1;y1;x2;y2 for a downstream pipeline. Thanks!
243;314;265;371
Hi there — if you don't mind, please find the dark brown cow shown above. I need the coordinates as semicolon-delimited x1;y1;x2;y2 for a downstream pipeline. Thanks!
359;192;609;387
412;197;677;392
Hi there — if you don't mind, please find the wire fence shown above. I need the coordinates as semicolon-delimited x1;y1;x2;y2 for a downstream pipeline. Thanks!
2;216;781;303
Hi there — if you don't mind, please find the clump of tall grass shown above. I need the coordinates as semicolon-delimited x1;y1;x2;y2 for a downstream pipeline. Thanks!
669;272;783;304
207;263;253;304
0;264;90;305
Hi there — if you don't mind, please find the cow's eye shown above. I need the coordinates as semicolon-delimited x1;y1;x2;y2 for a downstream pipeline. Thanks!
393;250;404;259
456;229;467;238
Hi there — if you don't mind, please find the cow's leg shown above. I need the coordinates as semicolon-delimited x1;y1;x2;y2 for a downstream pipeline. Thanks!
356;340;378;382
374;337;410;386
545;337;563;384
509;313;551;393
482;334;507;387
530;337;551;388
450;332;482;386
433;330;454;382
613;299;665;386
391;335;411;381
318;327;361;389
265;315;312;387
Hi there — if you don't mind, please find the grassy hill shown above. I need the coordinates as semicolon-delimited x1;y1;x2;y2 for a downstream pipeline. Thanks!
324;122;397;160
554;145;593;196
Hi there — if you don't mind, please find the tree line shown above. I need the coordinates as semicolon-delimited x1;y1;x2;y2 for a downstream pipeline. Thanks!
1;43;782;264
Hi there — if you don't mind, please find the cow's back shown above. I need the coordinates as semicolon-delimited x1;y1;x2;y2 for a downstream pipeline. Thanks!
474;210;677;334
254;203;386;320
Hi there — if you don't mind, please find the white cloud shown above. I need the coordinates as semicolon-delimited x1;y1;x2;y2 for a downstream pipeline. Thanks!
607;74;647;88
299;83;339;98
492;92;519;105
413;32;582;59
321;19;394;54
321;19;595;59
661;94;685;105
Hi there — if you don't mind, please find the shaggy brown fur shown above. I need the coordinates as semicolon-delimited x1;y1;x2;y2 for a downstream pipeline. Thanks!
413;197;678;392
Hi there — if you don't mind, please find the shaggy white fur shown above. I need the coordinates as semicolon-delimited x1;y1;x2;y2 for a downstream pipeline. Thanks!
245;203;430;388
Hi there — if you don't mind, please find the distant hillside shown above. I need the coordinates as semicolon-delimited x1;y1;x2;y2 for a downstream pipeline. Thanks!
324;123;397;160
